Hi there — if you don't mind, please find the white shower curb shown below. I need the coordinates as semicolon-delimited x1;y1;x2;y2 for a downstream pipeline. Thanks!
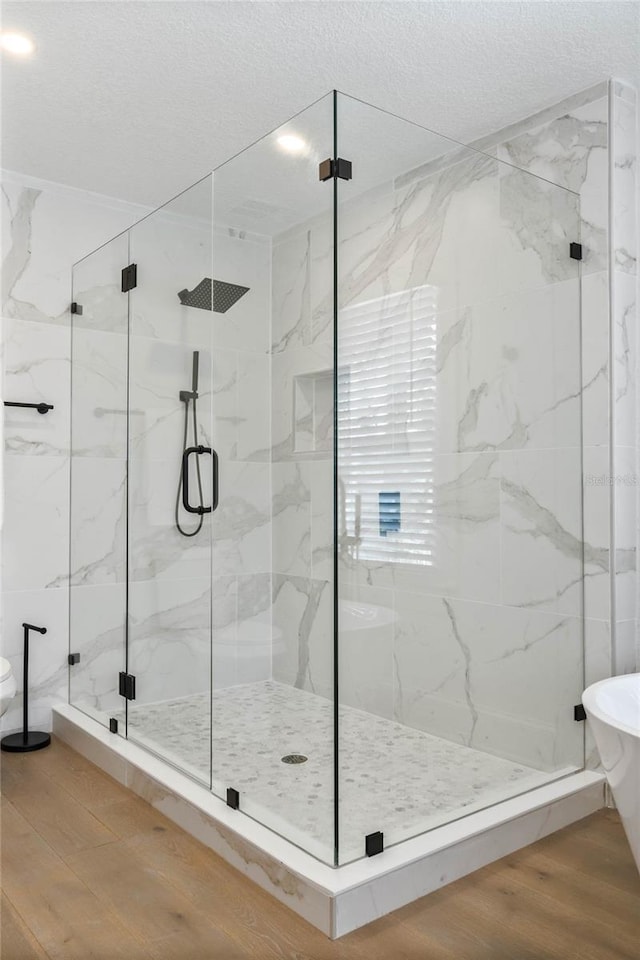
53;703;605;938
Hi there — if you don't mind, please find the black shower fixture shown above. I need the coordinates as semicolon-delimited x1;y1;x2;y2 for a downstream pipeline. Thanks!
178;278;250;313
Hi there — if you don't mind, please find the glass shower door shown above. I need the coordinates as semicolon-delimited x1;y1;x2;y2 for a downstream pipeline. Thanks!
209;94;337;863
335;93;584;862
126;177;214;785
69;233;129;729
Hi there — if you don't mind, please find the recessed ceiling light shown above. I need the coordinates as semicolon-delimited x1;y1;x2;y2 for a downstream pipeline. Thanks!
1;32;35;56
277;134;307;155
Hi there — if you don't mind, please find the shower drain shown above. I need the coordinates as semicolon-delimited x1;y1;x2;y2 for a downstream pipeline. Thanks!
281;754;308;764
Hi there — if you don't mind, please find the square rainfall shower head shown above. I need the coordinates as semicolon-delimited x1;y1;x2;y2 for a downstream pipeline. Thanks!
178;278;250;313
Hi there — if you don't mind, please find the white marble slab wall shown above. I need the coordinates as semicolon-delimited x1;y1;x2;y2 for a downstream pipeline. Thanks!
610;82;638;676
270;221;335;702
270;81;637;776
1;172;142;732
210;228;273;690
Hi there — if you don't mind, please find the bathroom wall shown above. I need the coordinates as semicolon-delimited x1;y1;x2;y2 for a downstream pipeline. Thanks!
269;81;638;772
1;171;275;733
68;185;274;720
0;173;143;733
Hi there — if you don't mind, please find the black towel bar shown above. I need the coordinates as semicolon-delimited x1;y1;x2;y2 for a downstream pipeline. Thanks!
3;401;54;415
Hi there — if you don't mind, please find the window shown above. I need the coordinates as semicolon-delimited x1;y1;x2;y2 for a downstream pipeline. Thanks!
338;285;437;566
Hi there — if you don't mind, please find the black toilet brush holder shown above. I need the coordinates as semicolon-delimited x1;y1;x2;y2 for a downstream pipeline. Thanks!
1;622;51;752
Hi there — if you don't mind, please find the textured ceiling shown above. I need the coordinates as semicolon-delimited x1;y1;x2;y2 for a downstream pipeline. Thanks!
1;1;639;207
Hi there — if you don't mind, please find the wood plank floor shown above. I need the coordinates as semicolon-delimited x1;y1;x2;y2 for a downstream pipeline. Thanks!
1;738;638;959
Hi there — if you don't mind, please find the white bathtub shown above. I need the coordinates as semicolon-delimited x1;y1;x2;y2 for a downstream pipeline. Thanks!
582;673;640;872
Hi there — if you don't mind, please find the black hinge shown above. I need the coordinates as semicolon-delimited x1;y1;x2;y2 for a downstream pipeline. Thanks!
319;158;353;182
365;831;384;857
70;302;83;315
121;263;138;292
226;787;240;810
109;717;118;734
574;704;587;721
569;242;583;261
68;652;80;665
118;671;136;701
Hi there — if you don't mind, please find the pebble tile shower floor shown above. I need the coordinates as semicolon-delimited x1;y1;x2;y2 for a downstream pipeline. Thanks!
123;680;560;863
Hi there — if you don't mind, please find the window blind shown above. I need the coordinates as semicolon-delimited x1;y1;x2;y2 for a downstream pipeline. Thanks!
338;284;437;566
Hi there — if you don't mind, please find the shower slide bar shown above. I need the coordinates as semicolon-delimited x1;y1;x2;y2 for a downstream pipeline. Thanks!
3;400;54;415
181;444;218;515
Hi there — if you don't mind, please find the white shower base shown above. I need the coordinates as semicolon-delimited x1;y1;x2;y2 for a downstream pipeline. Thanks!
53;699;605;937
121;680;570;863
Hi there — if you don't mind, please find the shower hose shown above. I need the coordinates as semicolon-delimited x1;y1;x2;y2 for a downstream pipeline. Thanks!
175;394;205;537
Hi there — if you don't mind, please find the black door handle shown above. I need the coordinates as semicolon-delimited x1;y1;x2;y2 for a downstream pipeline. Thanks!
181;445;218;514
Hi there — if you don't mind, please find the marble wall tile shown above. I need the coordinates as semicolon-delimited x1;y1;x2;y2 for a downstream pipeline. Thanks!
2;317;70;456
211;460;271;577
310;459;333;581
612;445;637;623
271;461;311;577
0;586;69;733
499;448;585;616
128;337;212;463
236;351;271;461
496;96;608;276
393;591;583;770
68;582;126;722
583;617;611;770
581;445;612;621
271;342;333;461
69;457;126;587
211;347;239;461
2;455;69;591
128;577;211;704
271;229;310;353
581;271;610;448
611;89;637;276
339;582;394;718
236;572;272;684
72;231;129;335
341;452;501;605
212;230;271;356
71;327;128;459
2;179;136;326
613;619;637;675
336;154;579;323
129;457;211;583
613;272;637;448
211;575;238;690
272;574;333;700
433;281;581;455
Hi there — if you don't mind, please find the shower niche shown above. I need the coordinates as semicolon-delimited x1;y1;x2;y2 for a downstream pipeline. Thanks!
292;367;333;454
67;90;590;908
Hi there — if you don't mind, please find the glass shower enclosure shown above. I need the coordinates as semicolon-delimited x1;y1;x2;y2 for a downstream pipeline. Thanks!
69;91;584;866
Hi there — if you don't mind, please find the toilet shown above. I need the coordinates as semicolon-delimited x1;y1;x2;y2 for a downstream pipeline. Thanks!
0;658;17;717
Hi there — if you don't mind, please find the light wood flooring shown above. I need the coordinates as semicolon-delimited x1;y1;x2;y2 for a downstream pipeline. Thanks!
1;737;639;959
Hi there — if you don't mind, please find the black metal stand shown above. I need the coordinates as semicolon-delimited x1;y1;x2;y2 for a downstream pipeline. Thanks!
1;623;51;753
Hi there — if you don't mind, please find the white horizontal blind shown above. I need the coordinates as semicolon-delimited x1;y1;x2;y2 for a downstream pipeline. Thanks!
338;285;437;566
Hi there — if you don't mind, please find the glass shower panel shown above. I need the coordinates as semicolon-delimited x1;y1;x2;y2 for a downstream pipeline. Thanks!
126;177;214;785
69;232;129;728
210;94;336;863
335;93;584;863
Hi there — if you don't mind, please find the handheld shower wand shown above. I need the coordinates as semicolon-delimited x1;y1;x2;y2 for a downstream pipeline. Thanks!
175;351;208;537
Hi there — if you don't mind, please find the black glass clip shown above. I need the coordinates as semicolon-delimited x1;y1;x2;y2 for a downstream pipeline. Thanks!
365;831;384;857
118;672;136;701
226;788;240;810
319;158;353;182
